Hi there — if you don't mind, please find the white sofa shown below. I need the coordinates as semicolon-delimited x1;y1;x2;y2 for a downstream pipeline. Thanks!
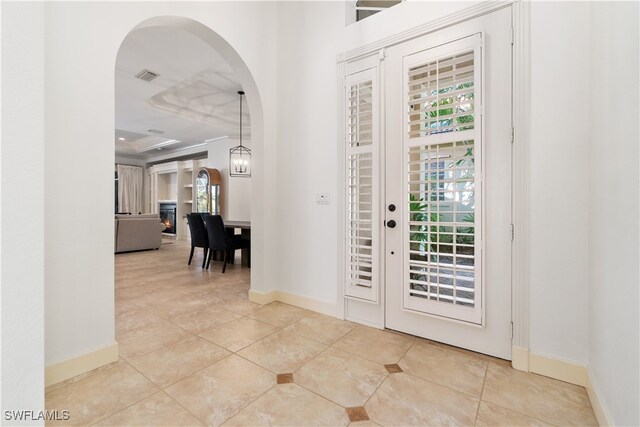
114;214;163;253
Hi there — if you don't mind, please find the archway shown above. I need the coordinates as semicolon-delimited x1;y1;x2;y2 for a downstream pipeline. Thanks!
113;15;264;319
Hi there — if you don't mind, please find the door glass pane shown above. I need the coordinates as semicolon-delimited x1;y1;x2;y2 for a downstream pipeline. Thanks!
196;170;209;213
407;51;475;138
407;140;476;307
345;70;378;302
348;81;373;148
348;152;373;288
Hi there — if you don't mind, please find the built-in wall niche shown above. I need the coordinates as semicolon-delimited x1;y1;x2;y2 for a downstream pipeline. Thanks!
156;172;178;201
148;159;208;241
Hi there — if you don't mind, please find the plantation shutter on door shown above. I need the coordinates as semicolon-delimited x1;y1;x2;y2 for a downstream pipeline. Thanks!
403;35;483;324
345;67;379;302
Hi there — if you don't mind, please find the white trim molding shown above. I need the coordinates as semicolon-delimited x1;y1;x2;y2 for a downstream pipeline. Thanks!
511;345;530;371
338;1;513;63
248;290;337;317
511;0;531;367
45;342;119;387
529;353;587;387
586;368;615;426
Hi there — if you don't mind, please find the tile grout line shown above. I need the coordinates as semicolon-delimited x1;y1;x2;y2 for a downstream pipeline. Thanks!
473;361;489;426
45;359;124;395
86;359;161;426
217;383;279;426
160;352;240;426
118;326;199;363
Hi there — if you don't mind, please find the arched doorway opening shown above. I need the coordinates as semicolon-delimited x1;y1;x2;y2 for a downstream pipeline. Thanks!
113;16;264;359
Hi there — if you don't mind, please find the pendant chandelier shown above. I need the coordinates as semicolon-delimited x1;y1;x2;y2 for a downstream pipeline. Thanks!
229;90;251;177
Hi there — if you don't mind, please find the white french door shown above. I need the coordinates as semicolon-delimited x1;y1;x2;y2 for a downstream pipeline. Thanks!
383;7;513;358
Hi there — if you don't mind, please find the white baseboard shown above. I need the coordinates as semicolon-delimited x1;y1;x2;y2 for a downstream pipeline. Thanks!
45;342;119;387
248;289;336;317
511;347;587;386
586;368;614;426
511;346;616;427
248;289;278;305
529;352;587;387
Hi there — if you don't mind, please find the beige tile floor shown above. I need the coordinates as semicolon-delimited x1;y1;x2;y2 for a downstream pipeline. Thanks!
45;241;598;426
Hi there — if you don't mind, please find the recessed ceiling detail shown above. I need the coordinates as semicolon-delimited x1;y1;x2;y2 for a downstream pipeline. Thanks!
131;135;180;153
115;26;250;159
134;69;159;82
148;70;251;139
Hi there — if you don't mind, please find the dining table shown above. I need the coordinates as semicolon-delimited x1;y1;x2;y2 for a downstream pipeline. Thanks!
224;220;250;267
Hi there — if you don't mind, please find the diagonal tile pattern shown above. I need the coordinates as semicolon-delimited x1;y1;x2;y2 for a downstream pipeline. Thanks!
223;383;350;426
399;340;487;397
44;241;597;427
128;335;230;388
165;355;275;427
284;313;358;344
198;317;278;352
365;373;480;426
295;347;388;407
237;330;327;373
95;391;204;426
332;325;414;365
482;362;598;426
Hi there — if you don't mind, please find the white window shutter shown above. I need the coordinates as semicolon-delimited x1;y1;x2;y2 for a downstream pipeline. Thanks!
345;67;379;302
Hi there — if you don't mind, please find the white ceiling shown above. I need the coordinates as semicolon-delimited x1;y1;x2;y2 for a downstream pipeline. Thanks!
115;26;250;159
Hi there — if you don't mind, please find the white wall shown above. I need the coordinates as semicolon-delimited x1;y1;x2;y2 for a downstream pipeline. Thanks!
1;2;46;421
529;2;591;364
42;1;279;368
588;2;639;425
276;1;347;305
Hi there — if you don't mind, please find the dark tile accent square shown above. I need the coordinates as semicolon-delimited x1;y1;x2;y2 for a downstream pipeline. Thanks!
277;373;293;384
384;363;403;373
346;407;369;422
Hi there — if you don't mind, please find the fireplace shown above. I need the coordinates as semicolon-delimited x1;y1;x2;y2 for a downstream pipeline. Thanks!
159;203;177;234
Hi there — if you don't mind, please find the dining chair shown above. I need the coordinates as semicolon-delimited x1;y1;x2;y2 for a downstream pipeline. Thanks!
204;215;250;272
186;213;209;268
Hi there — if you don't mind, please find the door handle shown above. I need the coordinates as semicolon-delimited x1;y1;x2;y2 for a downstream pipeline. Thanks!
386;219;397;228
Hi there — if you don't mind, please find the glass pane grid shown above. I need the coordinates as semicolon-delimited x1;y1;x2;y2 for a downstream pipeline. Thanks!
348;151;374;288
407;51;475;139
348;82;373;148
407;140;476;307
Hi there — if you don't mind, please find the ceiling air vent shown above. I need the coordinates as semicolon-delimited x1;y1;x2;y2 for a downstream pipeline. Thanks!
134;69;159;82
148;129;164;134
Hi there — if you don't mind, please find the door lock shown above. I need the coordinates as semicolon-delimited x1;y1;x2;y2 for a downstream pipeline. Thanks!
386;219;397;228
388;204;396;212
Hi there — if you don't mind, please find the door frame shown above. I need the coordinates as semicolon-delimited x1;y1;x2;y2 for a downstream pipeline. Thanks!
336;0;531;370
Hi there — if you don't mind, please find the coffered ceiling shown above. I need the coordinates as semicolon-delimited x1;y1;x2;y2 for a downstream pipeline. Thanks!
115;26;250;159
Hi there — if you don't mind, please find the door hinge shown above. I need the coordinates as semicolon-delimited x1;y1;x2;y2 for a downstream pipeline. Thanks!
511;126;515;144
510;321;514;339
510;224;514;241
511;26;515;45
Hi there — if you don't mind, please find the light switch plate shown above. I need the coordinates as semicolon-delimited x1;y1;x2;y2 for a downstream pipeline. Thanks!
316;193;330;205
